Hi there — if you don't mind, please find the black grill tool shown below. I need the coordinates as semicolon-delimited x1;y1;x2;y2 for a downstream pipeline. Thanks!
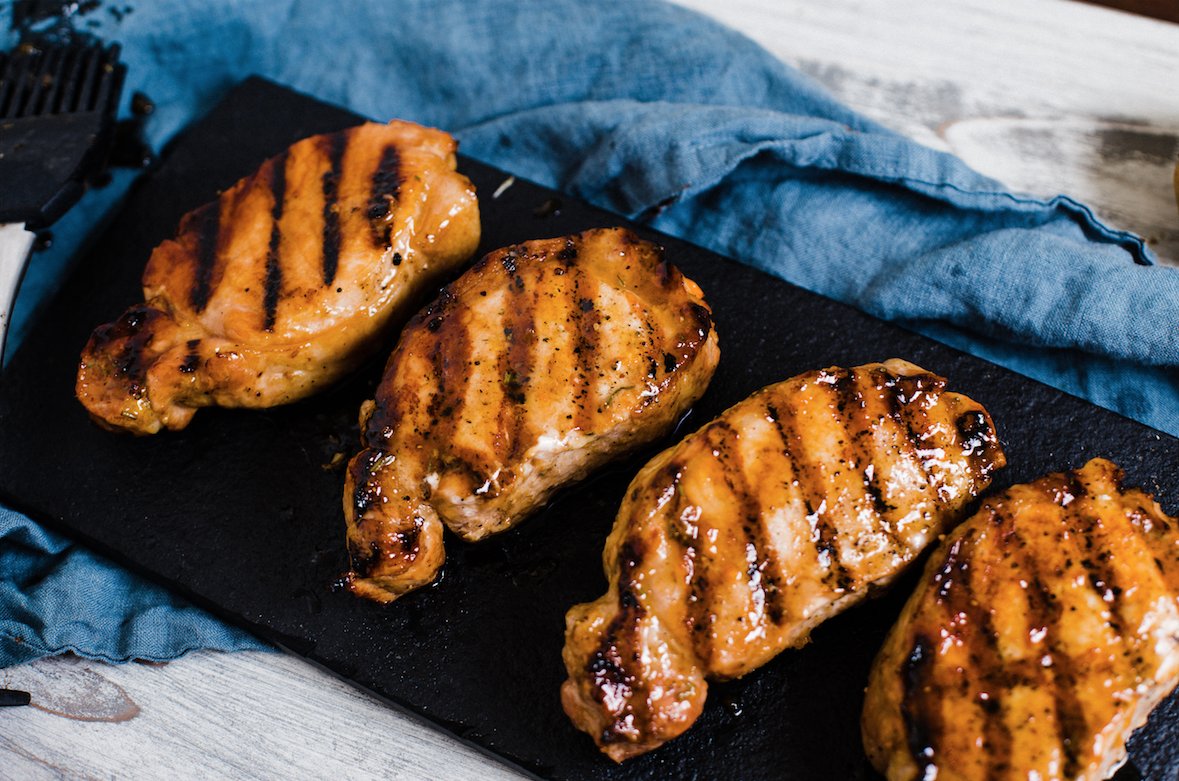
0;40;125;364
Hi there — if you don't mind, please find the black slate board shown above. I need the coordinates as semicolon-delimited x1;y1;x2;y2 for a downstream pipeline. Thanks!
2;78;1177;781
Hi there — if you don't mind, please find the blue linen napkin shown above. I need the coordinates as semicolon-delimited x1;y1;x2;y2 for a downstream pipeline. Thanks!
3;0;1177;668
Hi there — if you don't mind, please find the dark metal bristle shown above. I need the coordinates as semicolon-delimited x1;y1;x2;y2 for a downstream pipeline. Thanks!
49;45;84;114
72;44;101;114
24;45;64;117
90;44;121;113
0;49;37;119
39;43;79;115
0;42;121;119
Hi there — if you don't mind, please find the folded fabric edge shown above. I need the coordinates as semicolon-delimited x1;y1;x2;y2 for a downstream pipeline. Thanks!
1;627;271;669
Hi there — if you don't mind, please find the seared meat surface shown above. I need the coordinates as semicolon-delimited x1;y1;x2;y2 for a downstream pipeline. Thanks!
344;228;720;603
863;458;1179;781
77;120;480;434
561;360;1005;761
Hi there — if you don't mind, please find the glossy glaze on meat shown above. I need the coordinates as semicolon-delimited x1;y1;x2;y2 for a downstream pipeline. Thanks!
343;228;720;603
561;360;1005;761
76;121;480;434
862;458;1179;781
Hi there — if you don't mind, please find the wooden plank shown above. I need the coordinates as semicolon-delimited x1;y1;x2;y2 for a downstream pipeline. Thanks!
0;653;527;780
675;0;1179;265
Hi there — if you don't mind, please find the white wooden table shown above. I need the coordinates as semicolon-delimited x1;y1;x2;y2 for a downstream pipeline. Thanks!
4;0;1178;777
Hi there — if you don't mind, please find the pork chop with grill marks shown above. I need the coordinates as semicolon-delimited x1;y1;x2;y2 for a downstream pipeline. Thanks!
862;458;1179;781
561;359;1005;761
343;228;720;603
76;120;480;434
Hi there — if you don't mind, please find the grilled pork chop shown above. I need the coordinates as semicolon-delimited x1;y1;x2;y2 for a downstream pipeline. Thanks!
561;360;1005;761
76;121;480;434
344;228;720;603
862;458;1179;781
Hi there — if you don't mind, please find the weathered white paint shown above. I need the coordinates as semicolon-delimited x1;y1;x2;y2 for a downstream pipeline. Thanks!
4;1;1178;778
1;652;527;780
676;0;1179;263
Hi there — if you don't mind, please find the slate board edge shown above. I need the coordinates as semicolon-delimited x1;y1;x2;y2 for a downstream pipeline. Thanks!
0;76;1175;780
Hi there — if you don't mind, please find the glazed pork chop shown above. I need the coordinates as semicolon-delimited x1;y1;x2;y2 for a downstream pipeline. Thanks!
863;458;1179;781
561;360;1005;761
343;228;720;603
76;120;480;434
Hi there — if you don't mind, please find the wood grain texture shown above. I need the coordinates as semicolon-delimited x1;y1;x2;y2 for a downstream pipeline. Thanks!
1;653;526;780
676;0;1179;265
3;0;1178;778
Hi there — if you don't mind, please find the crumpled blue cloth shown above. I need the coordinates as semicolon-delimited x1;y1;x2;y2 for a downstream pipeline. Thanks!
0;509;263;664
3;0;1178;668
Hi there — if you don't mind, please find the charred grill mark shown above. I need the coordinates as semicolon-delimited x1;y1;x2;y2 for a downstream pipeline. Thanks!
501;250;518;275
320;131;346;285
956;409;1002;480
710;420;785;625
262;151;289;332
189;202;220;312
425;338;449;431
368;144;402;246
766;399;853;591
1003;503;1089;780
490;263;540;465
557;238;578;261
421;293;488;487
349;525;422;579
588;537;649;744
687;302;713;342
1055;475;1137;667
932;531;1013;770
832;370;902;549
350;448;388;519
363;350;411;446
570;267;603;432
653;245;674;288
91;304;168;398
873;367;938;490
510;277;539;459
179;339;201;374
901;634;941;778
425;295;472;437
656;463;714;664
346;442;423;571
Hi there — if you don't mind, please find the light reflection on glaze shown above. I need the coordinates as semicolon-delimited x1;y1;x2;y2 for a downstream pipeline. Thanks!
864;458;1179;781
563;359;1005;762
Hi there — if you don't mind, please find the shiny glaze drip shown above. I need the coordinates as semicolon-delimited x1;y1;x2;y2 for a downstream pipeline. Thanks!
589;537;649;746
901;634;940;778
865;459;1179;781
956;408;1003;481
563;360;1007;762
344;228;718;609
